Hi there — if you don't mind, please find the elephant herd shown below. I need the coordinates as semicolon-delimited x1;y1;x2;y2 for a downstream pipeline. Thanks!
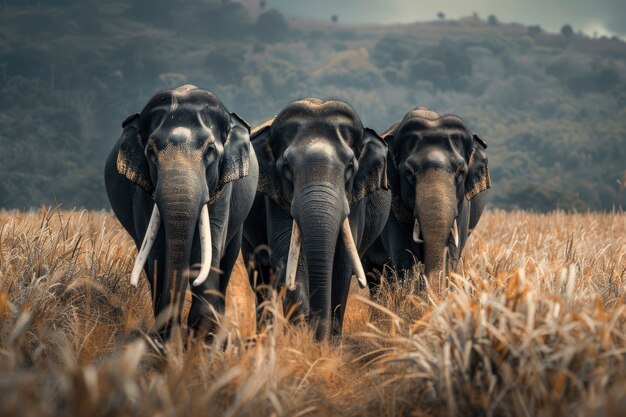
103;85;491;343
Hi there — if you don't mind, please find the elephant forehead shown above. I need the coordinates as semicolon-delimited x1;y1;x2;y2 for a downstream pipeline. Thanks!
275;101;362;132
297;138;340;157
145;86;225;111
404;143;464;173
273;120;362;152
149;103;227;124
411;145;450;162
282;98;360;118
396;128;469;154
274;114;358;131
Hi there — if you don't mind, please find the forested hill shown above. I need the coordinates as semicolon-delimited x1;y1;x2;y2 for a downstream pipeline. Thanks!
1;0;625;211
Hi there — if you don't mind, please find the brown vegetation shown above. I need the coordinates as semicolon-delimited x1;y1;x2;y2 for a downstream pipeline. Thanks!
1;208;626;416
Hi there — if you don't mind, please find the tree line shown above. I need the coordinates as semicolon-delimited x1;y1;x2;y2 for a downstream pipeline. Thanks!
0;1;624;211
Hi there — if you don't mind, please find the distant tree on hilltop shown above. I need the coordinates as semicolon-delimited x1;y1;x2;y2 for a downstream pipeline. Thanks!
488;15;498;26
437;12;445;20
256;9;289;42
528;25;542;36
561;24;574;37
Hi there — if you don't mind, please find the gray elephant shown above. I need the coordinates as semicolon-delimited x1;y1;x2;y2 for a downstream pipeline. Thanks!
364;107;490;294
104;85;258;342
242;98;391;339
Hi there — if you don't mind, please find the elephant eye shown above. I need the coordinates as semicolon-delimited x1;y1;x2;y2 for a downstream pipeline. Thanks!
205;145;216;162
148;150;157;165
283;160;293;182
454;163;465;182
404;169;415;185
345;161;355;182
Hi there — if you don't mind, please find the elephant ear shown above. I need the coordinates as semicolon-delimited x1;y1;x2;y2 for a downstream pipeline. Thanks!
250;118;290;212
351;128;389;203
213;112;251;203
379;123;413;224
465;134;491;200
116;113;154;197
379;122;401;192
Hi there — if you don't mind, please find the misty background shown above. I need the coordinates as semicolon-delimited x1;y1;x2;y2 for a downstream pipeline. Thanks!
0;0;625;211
270;0;626;38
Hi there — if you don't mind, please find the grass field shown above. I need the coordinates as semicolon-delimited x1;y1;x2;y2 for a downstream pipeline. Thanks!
1;208;625;416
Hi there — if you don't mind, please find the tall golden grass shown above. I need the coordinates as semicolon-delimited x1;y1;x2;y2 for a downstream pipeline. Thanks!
1;208;625;416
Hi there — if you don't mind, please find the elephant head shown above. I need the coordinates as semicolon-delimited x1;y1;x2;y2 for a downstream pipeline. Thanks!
251;98;388;337
115;85;251;329
384;107;490;291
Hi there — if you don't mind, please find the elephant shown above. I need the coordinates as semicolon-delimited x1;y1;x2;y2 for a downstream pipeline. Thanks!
242;98;391;339
364;107;491;294
104;85;258;342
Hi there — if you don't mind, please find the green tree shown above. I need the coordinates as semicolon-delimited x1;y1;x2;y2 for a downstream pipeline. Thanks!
527;25;542;36
255;9;289;42
561;24;574;37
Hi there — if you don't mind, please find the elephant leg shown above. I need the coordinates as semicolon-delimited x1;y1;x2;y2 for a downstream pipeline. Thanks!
381;215;421;280
251;243;273;314
449;198;471;271
330;246;353;339
188;230;241;341
282;259;309;325
128;192;175;340
242;196;274;318
242;237;274;323
145;237;169;339
219;229;242;295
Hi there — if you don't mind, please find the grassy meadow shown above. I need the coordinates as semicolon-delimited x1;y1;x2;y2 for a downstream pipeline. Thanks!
0;208;625;416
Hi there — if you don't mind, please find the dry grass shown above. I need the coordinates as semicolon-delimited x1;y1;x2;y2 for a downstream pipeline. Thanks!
1;208;625;416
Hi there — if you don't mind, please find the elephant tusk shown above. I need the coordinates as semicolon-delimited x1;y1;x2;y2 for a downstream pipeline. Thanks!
193;204;212;287
130;204;161;288
412;219;423;243
342;218;367;289
285;220;301;291
451;219;459;248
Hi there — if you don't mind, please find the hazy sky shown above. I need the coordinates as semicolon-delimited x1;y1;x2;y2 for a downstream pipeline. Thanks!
268;0;626;37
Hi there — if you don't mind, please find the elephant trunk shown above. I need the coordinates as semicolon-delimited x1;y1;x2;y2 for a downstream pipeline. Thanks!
291;184;344;340
155;165;209;336
415;169;457;295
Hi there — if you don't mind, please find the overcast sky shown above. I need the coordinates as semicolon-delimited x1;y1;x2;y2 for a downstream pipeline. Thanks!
268;0;626;37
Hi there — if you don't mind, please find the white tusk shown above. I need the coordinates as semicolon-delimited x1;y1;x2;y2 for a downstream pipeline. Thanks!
412;219;423;243
451;219;459;248
130;205;161;288
285;220;301;291
341;218;367;289
193;204;212;287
